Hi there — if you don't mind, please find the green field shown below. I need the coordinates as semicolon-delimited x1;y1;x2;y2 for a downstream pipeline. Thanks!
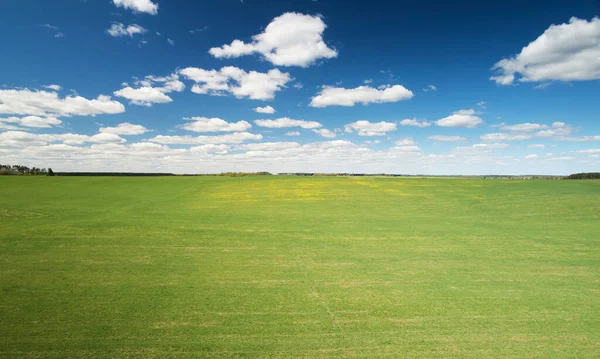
1;176;599;358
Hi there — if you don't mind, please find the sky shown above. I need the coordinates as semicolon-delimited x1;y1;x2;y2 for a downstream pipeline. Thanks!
0;0;599;175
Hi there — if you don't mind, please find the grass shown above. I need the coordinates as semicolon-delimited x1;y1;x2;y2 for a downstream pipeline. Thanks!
0;176;599;358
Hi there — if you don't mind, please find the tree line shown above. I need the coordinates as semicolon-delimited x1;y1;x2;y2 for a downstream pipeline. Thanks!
1;164;598;179
0;164;53;176
566;172;600;179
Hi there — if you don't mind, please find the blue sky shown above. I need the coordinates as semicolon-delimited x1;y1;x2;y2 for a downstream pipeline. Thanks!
1;0;599;174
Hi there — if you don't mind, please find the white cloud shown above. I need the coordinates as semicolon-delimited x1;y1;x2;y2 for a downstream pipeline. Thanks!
312;128;336;138
477;101;486;108
285;131;300;136
557;136;600;142
114;74;185;106
237;142;300;151
112;0;158;15
551;156;576;161
43;85;61;91
106;23;147;37
90;133;127;144
428;135;467;142
293;83;304;89
344;121;396;136
254;106;276;114
41;24;63;38
395;138;415;145
473;143;510;149
0;131;125;146
310;85;413;107
149;132;262;145
423;85;437;92
480;133;533;141
451;143;509;155
0;116;62;128
99;122;148;135
490;17;600;85
180;66;291;100
254;118;321;129
399;118;431;128
136;74;186;93
436;109;483;128
113;87;172;106
578;148;600;153
501;123;548;131
0;88;124;117
189;26;209;34
525;154;539;159
209;12;337;67
180;117;252;133
167;38;175;46
484;122;574;141
189;144;230;154
390;145;421;153
528;144;546;149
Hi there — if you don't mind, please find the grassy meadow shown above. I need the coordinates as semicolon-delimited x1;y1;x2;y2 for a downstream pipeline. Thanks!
0;176;599;358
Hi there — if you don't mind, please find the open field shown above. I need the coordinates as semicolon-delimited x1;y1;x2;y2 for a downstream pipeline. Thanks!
1;176;599;358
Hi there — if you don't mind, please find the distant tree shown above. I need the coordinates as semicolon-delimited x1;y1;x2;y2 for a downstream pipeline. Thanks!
48;168;54;176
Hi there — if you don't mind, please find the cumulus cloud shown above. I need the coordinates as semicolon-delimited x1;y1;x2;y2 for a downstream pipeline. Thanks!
43;85;61;91
254;106;276;114
550;156;576;161
189;144;230;154
480;133;534;141
557;136;600;142
0;131;125;146
106;23;147;37
180;117;252;133
114;74;185;106
310;85;414;107
482;122;575;141
436;109;483;128
423;85;437;92
254;118;321;129
312;128;336;138
428;135;467;142
180;66;291;100
149;132;262;145
113;87;172;106
525;154;539;159
344;121;396;136
209;12;337;67
501;123;548;131
237;142;300;151
0;116;62;128
528;144;546;149
490;17;600;85
112;0;158;15
399;118;431;128
99;122;148;135
578;149;600;153
285;131;300;136
395;138;415;145
0;88;124;117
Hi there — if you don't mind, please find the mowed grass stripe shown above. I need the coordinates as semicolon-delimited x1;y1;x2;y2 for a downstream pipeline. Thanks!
0;176;599;358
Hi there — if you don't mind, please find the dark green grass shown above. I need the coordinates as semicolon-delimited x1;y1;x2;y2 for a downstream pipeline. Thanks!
1;176;599;358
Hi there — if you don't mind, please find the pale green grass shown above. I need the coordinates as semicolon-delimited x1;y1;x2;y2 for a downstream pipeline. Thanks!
0;176;599;358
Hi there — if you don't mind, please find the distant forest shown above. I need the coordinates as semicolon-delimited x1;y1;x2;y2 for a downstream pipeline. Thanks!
1;164;599;179
0;164;53;176
566;172;600;179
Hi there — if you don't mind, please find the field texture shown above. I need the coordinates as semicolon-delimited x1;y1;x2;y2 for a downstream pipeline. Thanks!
1;176;599;358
